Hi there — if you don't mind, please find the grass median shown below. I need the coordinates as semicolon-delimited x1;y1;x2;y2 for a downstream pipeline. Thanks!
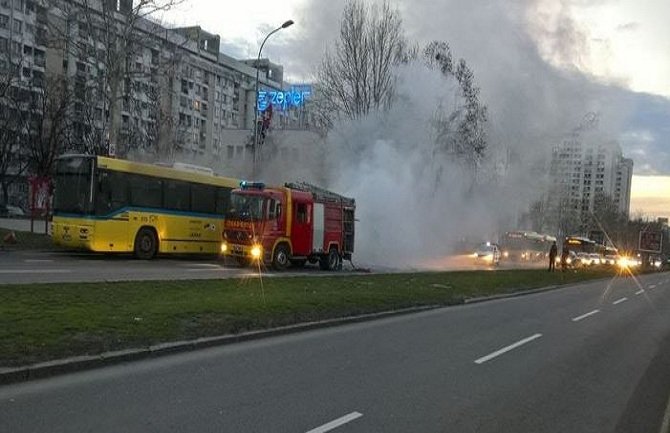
0;267;625;367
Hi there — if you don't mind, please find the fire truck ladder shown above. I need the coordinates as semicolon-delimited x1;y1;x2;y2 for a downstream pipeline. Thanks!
284;182;355;206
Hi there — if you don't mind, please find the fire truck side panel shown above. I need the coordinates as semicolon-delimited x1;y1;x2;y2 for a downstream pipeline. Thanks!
323;202;344;252
312;203;325;252
289;191;313;256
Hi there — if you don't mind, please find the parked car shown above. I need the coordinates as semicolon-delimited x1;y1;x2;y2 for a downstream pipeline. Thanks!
0;204;25;218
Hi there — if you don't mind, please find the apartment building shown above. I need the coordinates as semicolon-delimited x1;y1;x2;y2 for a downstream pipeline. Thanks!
549;133;633;232
45;0;309;160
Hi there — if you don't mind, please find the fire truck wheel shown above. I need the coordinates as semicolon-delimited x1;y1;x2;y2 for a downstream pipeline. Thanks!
272;244;290;270
290;259;307;268
320;247;339;271
134;227;158;260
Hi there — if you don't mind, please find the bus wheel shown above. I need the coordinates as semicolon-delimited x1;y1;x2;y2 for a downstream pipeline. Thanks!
272;244;290;271
134;228;158;260
320;247;339;271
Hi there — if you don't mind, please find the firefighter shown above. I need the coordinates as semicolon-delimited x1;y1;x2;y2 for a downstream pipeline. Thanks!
548;241;558;272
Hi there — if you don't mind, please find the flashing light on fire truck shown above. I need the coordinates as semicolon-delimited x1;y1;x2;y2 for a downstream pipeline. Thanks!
239;181;265;190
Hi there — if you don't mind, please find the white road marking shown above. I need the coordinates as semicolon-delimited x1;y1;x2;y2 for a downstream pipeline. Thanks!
635;289;645;295
572;309;600;322
0;269;71;274
305;412;363;433
474;333;542;365
24;259;54;263
648;284;657;289
613;297;628;305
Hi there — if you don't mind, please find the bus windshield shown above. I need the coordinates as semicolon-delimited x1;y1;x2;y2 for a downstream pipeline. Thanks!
54;156;94;214
228;193;265;220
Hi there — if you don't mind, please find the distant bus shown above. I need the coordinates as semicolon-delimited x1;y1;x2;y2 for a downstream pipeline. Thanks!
500;230;555;261
52;155;239;258
562;236;601;255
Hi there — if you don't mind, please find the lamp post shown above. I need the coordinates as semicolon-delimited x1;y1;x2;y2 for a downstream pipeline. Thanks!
252;19;294;178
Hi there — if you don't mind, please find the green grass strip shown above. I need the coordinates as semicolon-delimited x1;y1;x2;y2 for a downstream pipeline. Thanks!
0;268;625;367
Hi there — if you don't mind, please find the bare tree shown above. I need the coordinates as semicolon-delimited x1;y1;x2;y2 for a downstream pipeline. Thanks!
25;75;74;177
0;53;30;205
424;41;488;168
316;0;413;127
46;0;184;156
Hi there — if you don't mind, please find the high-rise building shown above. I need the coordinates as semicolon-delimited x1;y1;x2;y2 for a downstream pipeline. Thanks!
548;133;633;234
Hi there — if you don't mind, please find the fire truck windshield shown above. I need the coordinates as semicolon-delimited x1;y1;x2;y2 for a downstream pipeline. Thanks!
228;193;265;220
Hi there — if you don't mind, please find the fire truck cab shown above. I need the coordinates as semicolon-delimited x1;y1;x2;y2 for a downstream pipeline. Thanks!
221;181;355;270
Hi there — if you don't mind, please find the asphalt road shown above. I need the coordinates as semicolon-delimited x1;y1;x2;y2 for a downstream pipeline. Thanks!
0;249;541;284
0;250;308;284
1;272;670;432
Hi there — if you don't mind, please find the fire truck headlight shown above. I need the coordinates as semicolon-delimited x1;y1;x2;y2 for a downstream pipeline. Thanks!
251;245;262;259
503;251;509;258
220;243;227;253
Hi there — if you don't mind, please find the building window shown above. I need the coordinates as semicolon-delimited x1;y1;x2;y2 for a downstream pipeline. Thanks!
0;14;10;29
13;19;20;32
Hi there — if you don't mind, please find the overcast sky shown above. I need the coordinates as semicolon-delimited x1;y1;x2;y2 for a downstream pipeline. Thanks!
163;0;669;96
162;0;669;218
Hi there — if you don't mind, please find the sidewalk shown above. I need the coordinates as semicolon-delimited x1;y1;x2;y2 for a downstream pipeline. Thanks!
0;218;51;234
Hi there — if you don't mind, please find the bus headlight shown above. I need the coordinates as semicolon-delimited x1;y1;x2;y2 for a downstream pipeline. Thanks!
251;245;262;259
220;243;227;253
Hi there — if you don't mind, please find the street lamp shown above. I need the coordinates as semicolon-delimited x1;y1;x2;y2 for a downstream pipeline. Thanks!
252;19;294;178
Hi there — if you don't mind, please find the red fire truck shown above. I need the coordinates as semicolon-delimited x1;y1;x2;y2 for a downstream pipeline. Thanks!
221;181;355;270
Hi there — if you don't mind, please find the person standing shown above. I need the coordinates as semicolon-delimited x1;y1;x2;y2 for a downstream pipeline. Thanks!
548;241;558;272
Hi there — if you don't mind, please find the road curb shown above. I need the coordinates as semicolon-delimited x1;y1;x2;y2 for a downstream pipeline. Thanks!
464;285;559;304
0;304;442;386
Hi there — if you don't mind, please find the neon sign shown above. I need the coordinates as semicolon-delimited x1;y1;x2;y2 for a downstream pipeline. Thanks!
257;86;311;112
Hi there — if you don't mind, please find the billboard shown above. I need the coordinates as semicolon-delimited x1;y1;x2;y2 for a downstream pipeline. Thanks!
257;85;311;112
639;231;662;253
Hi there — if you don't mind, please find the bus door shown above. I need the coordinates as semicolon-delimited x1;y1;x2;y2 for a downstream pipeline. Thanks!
95;170;130;251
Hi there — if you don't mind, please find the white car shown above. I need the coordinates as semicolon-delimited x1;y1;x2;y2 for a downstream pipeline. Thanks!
474;243;501;265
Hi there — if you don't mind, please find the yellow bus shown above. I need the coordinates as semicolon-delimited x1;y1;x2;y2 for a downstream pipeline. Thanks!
52;155;239;259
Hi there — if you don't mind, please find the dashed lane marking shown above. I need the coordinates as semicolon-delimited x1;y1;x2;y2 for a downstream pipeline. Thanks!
474;333;543;365
305;412;364;433
572;309;600;322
